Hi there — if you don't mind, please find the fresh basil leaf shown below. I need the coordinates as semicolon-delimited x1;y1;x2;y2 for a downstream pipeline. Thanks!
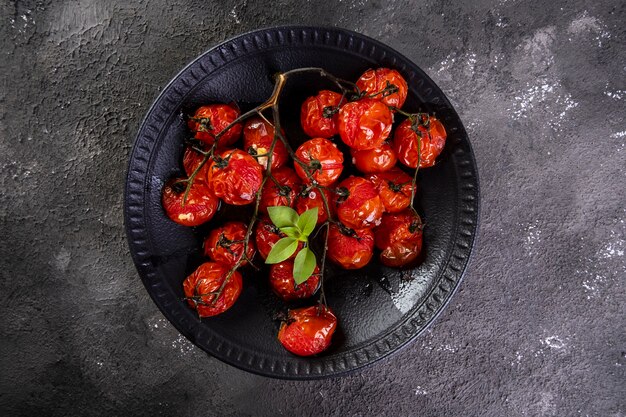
279;226;300;239
293;247;317;285
296;207;318;237
265;237;298;264
267;206;299;228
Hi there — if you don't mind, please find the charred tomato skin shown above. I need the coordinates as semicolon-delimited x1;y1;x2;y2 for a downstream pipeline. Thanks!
254;217;303;260
277;305;337;356
374;210;423;268
207;149;264;205
295;186;333;225
204;221;255;268
183;262;243;317
351;142;397;174
243;117;289;170
338;98;393;151
259;167;301;214
300;90;343;138
355;68;409;109
334;176;384;230
294;137;344;186
187;104;242;147
269;261;320;301
327;223;375;270
366;168;414;213
162;178;219;226
393;116;447;169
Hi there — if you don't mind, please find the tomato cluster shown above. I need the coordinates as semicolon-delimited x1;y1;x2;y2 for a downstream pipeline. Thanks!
162;67;447;358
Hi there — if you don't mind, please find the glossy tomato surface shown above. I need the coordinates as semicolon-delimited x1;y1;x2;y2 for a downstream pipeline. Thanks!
277;305;337;356
204;221;255;268
366;168;414;213
207;149;263;205
295;186;333;225
294;137;343;186
300;90;343;138
350;142;397;174
243;117;289;170
334;176;384;229
259;167;301;214
327;223;375;269
355;68;408;109
183;262;243;317
187;104;242;147
254;217;303;260
338;98;393;151
269;260;320;301
374;210;423;267
161;178;219;226
393;116;447;169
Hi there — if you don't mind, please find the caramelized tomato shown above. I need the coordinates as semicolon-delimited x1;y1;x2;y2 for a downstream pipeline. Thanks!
243;117;289;170
294;138;344;186
338;98;393;150
183;262;243;317
259;167;301;214
300;90;343;138
350;142;397;174
187;104;242;147
393;116;447;169
162;178;219;226
355;68;408;109
204;221;255;268
277;305;337;356
334;176;384;229
374;210;423;267
327;223;374;269
254;217;303;260
269;260;320;301
366;168;414;213
295;186;333;225
207;149;263;205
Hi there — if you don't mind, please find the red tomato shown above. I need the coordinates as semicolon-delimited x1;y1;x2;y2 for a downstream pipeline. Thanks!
294;138;344;186
350;142;397;174
204;221;255;268
254;217;303;260
207;149;263;205
356;68;408;109
183;146;210;182
295;186;333;225
366;168;414;213
374;210;423;267
162;178;219;226
243;117;289;170
327;223;374;269
334;176;384;229
183;262;243;317
300;90;343;138
277;305;337;356
393;115;447;169
338;98;393;150
269;260;320;301
259;167;301;214
187;104;242;147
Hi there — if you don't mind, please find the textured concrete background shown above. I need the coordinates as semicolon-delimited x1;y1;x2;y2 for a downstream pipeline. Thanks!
1;0;625;416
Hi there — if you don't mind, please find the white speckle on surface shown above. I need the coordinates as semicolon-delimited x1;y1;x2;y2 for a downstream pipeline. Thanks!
53;247;71;271
414;386;428;395
523;221;542;256
172;334;195;355
542;336;566;349
511;351;524;366
604;90;625;100
610;131;626;139
230;7;241;24
567;12;611;47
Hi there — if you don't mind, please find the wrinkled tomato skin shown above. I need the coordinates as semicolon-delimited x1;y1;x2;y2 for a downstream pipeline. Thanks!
294;138;344;186
277;305;337;356
204;221;255;268
183;262;243;317
327;223;374;269
366;168;414;213
338;98;393;151
162;178;219;226
259;167;301;214
207;149;263;205
295;186;333;225
269;261;320;301
351;143;397;174
187;104;242;147
335;176;384;230
355;68;408;109
300;90;343;138
374;210;423;268
393;116;447;169
254;217;303;260
243;117;289;170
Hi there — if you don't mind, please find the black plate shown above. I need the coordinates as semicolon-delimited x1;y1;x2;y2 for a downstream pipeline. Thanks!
124;26;479;379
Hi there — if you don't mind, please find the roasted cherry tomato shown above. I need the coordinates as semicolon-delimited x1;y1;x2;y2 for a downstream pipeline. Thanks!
374;210;423;267
300;90;343;138
355;68;408;109
182;146;211;183
338;98;393;150
294;138;344;186
207;149;263;205
393;115;447;169
366;168;414;213
254;217;303;260
334;176;384;229
327;223;374;269
350;142;397;174
162;178;219;226
269;260;320;301
277;305;337;356
259;167;301;214
243;117;289;170
187;104;242;147
295;185;333;225
204;221;255;268
183;262;243;317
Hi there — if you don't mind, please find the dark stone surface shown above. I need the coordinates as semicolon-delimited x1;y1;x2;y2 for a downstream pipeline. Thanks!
0;0;624;416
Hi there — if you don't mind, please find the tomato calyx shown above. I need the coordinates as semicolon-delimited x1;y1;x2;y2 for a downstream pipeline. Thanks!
171;181;186;194
369;80;399;100
216;233;241;256
334;186;350;203
212;153;231;169
337;222;359;239
408;217;424;234
189;116;214;133
322;105;340;119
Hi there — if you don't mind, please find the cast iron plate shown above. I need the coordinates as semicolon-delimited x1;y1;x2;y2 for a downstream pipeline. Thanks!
124;26;479;379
